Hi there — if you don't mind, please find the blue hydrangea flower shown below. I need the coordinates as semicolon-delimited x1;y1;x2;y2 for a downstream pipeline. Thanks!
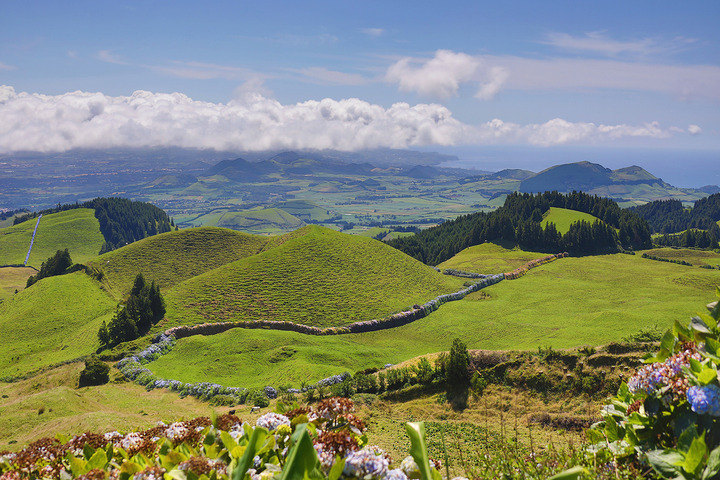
687;384;720;416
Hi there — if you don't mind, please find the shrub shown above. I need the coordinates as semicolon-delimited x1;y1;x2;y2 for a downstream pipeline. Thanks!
78;357;110;387
446;338;470;409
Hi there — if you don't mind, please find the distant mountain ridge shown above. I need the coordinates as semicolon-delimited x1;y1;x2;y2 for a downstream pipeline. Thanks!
518;161;664;193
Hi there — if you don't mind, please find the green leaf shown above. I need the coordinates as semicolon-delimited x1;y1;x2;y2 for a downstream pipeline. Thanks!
87;449;107;470
278;424;321;480
69;457;88;477
604;416;621;442
646;450;684;478
220;431;238;452
698;367;718;385
661;330;676;353
166;470;188;480
678;425;699;453
702;445;720;480
675;320;693;343
547;466;588;480
328;456;345;480
706;338;720;356
232;427;268;480
404;422;433;480
689;358;704;373
681;435;708;475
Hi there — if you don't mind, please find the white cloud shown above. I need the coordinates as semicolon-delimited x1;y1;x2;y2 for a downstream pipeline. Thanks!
0;62;17;71
361;28;385;37
0;85;695;153
386;50;484;98
96;50;129;65
541;31;697;57
151;61;258;80
688;124;702;135
295;67;369;86
475;66;508;100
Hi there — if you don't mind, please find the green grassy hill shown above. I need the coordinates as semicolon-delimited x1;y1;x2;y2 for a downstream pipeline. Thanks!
178;207;305;235
540;207;602;234
0;272;115;379
89;227;272;297
0;209;105;267
162;225;464;329
439;242;547;274
272;200;334;222
150;252;720;389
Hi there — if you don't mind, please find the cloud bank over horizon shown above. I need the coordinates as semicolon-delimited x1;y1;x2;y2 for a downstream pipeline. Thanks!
0;85;699;154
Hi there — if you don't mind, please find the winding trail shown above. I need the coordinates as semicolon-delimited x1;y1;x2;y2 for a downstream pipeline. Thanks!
23;214;42;266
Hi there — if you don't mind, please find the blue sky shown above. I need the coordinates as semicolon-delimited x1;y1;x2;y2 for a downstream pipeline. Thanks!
1;0;719;159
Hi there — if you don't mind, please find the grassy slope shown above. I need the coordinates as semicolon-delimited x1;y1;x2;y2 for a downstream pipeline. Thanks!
0;209;105;267
0;267;36;301
162;225;464;329
541;207;602;234
0;363;223;450
151;253;719;388
89;227;271;298
438;242;547;274
0;272;115;378
642;247;720;267
216;208;305;234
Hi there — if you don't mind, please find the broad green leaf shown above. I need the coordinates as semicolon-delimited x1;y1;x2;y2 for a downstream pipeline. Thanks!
278;425;321;480
699;367;718;385
220;431;238;452
328;457;345;480
698;313;718;330
232;427;268;480
646;450;684;478
167;470;188;480
547;466;588;480
83;444;95;460
702;445;720;480
678;425;699;453
87;449;107;470
689;358;704;373
604;416;621;442
69;457;88;477
404;422;433;480
690;316;711;335
682;435;708;475
675;320;692;343
706;338;720;356
661;330;676;353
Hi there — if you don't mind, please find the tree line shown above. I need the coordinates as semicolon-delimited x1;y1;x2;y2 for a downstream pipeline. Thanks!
630;193;720;234
654;227;720;249
387;191;652;265
25;249;73;287
98;274;166;349
13;197;172;253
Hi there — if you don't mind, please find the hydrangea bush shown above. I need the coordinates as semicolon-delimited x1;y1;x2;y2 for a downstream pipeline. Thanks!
0;398;444;480
588;291;720;480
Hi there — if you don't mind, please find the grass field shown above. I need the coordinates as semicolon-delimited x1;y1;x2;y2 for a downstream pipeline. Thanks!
641;247;720;267
0;272;115;379
0;266;35;301
0;209;105;267
438;242;547;274
540;207;602;234
0;363;224;451
161;225;464;329
180;208;305;235
150;252;719;388
89;227;272;297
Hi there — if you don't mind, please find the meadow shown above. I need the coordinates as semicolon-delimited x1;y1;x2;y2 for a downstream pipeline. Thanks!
540;206;601;234
0;363;220;450
0;266;35;301
0;209;105;267
149;251;719;389
438;242;547;274
0;272;115;379
641;246;720;267
160;226;464;329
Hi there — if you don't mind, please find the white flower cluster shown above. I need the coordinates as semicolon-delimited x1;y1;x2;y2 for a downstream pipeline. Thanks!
256;413;291;431
343;447;390;479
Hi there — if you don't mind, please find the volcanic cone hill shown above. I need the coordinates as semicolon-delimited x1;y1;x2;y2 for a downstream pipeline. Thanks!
161;225;465;329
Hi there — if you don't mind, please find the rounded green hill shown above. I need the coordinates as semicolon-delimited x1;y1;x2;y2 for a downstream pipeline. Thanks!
162;225;464;329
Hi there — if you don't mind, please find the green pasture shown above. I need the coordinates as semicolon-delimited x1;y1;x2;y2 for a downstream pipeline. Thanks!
540;207;602;234
161;225;464;329
0;272;115;379
641;247;720;267
150;252;720;388
89;227;271;298
0;209;105;267
438;242;547;274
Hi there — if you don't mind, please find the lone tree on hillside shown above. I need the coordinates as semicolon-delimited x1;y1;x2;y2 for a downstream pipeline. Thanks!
98;274;165;349
26;249;73;287
446;337;471;410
